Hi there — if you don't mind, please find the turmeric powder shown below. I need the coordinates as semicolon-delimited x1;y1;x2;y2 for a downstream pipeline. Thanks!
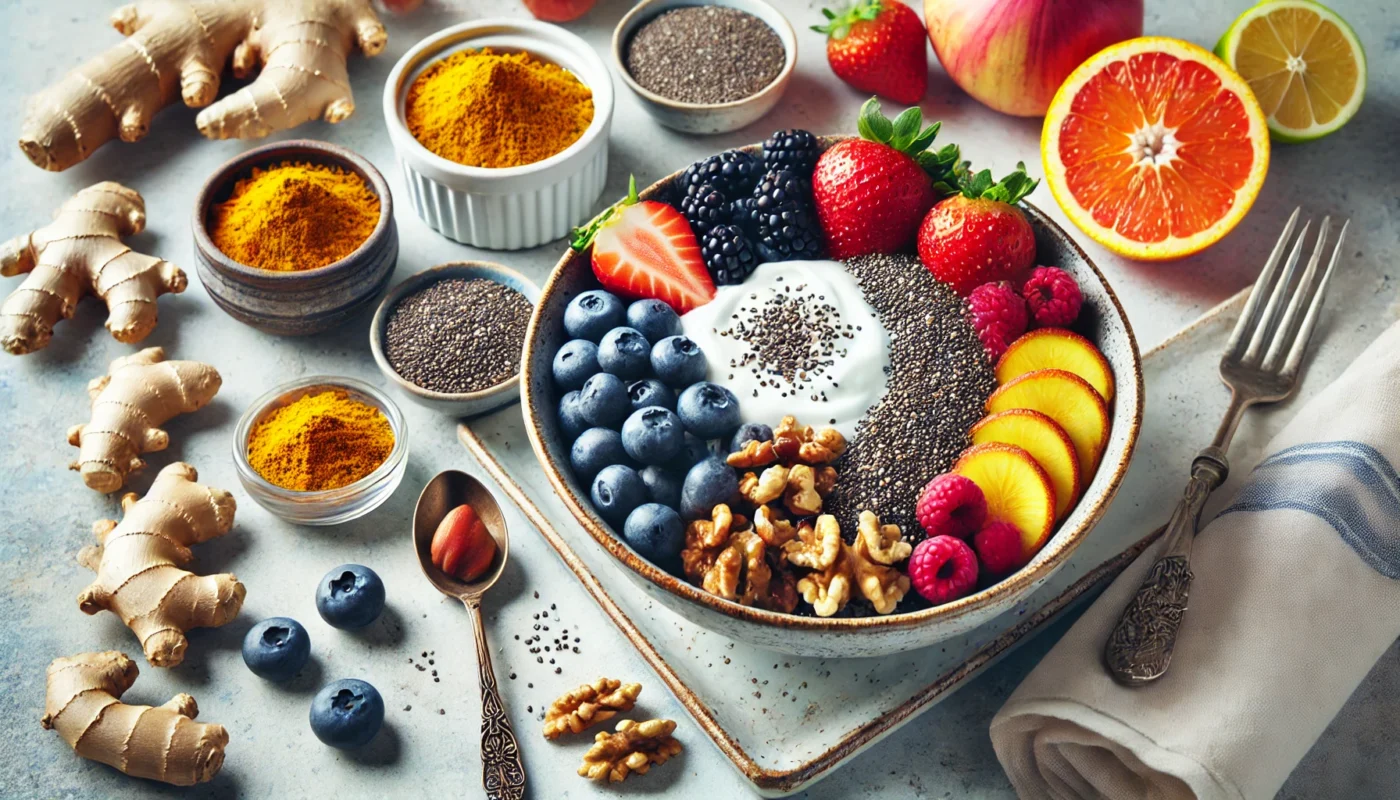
406;48;594;169
247;390;394;492
209;162;380;272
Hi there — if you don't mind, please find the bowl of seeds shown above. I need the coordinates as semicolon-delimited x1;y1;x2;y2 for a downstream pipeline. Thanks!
370;262;540;418
613;0;797;134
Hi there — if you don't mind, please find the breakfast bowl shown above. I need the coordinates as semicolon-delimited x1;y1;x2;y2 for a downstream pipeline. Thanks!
370;262;541;418
192;139;398;336
382;19;614;250
612;0;798;135
522;139;1143;658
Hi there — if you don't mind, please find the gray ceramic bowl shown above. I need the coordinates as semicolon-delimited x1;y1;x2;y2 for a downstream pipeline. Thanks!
522;138;1144;658
613;0;797;135
193;139;398;336
370;262;541;418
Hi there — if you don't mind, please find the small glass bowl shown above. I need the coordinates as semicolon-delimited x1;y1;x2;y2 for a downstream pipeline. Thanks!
234;376;409;525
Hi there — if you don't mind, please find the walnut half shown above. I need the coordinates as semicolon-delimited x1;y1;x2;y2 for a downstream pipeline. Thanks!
543;678;642;739
579;719;683;783
797;545;853;617
783;514;841;570
850;534;912;614
857;511;912;565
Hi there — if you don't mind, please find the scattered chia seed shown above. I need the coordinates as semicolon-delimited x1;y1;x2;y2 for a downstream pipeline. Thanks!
625;6;785;105
383;277;533;394
716;282;858;397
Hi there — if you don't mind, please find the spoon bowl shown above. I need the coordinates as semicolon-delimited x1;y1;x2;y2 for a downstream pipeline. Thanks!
413;469;510;602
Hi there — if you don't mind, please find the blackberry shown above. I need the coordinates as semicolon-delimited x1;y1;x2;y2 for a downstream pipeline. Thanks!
761;129;820;175
741;169;824;263
678;150;761;199
701;224;758;286
679;184;731;238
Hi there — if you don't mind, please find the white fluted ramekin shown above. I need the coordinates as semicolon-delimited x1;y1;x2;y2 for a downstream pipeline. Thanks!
382;19;614;251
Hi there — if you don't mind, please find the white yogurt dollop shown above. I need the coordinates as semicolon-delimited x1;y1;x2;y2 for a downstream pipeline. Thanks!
680;260;890;439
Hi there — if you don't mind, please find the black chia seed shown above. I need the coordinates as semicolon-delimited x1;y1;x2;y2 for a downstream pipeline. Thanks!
625;6;785;105
383;278;533;394
717;282;860;398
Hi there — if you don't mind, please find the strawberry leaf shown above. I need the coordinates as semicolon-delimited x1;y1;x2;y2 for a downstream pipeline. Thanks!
959;161;1040;205
812;0;884;39
889;107;921;151
571;175;640;251
857;97;894;144
909;121;941;154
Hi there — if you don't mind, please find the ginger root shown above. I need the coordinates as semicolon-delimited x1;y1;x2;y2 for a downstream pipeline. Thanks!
77;462;244;667
0;183;185;355
43;651;229;785
69;347;221;493
19;0;390;172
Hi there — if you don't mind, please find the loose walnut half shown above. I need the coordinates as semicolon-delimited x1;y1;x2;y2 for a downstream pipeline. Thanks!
739;464;789;506
857;511;912;565
797;546;854;617
701;544;743;601
813;466;838;496
681;504;735;583
753;505;797;547
784;464;822;515
727;439;777;468
543;678;642;739
850;535;912;614
578;719;683;783
783;514;842;570
798;426;847;465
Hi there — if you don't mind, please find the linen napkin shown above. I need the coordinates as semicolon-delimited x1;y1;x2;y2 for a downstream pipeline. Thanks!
989;318;1400;800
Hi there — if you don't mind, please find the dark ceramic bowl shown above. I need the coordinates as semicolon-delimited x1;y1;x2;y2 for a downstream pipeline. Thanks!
521;138;1144;658
193;139;398;336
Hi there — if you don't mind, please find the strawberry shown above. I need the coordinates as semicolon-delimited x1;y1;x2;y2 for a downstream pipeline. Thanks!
814;0;928;105
572;177;715;314
917;163;1040;295
522;0;596;22
812;98;963;260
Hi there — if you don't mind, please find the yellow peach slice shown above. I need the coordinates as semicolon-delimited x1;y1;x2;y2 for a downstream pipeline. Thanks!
971;410;1082;521
996;328;1115;404
953;443;1057;563
986;369;1110;476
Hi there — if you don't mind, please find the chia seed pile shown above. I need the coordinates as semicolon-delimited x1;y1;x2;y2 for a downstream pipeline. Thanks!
716;277;857;403
625;6;785;105
383;278;533;394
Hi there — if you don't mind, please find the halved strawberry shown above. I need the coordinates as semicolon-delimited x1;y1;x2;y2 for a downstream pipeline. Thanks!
572;177;715;314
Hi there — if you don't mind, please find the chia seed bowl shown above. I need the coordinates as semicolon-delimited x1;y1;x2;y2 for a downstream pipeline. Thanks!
521;138;1143;658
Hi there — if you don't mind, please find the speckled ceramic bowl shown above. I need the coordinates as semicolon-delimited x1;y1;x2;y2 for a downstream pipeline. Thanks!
193;140;398;336
522;140;1143;658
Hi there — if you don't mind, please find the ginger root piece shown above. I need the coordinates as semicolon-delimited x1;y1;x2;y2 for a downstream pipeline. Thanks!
77;462;244;667
0;183;185;355
579;719;682;783
543;678;642;739
69;347;221;493
19;0;389;172
43;651;229;785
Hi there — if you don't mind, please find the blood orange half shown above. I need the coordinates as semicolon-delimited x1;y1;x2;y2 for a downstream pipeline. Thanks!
1041;37;1270;261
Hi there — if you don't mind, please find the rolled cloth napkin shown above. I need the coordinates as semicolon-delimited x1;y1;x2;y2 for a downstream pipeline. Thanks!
990;319;1400;800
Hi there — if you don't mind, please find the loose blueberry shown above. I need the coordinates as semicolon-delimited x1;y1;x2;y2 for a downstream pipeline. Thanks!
309;678;385;749
621;407;685;465
639;465;682;508
552;339;600;390
570;427;629;483
315;565;386;630
680;456;739;519
591;464;648;527
628;378;676;412
650;336;707;388
677;382;742;439
597;327;651;380
730;422;774;453
558;390;589;441
624;503;686;564
564;290;625;342
241;617;311;682
578;373;630;428
626;299;682;344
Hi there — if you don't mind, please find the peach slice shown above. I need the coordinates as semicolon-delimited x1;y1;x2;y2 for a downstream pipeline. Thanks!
986;369;1110;476
953;443;1056;563
971;410;1082;521
996;328;1115;404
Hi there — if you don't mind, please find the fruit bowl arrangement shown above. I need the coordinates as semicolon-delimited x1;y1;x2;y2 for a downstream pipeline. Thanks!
523;106;1141;657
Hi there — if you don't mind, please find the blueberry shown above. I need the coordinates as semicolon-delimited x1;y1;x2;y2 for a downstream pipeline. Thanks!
624;503;686;564
628;378;676;412
730;422;774;452
671;433;714;471
597;327;651;380
570;427;629;483
680;456;739;519
651;336;707;388
626;299;682;344
578;373;630;428
677;382;742;439
315;565;385;630
639;465;682;508
309;678;384;749
241;617;310;682
564;290;625;342
552;339;599;390
558;391;589;441
591;464;648;527
621;407;685;465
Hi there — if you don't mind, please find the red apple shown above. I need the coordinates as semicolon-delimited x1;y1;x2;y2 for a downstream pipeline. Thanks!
430;504;497;582
522;0;596;22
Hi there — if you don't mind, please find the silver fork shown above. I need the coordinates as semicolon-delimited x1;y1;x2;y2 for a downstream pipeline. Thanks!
1103;209;1349;687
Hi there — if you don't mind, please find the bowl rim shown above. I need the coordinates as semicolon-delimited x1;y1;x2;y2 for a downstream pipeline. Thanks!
191;139;394;281
369;261;542;403
521;139;1145;632
610;0;799;112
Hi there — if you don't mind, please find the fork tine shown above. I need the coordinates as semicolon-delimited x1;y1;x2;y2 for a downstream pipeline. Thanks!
1282;219;1347;376
1226;208;1300;359
1242;219;1310;364
1263;216;1332;370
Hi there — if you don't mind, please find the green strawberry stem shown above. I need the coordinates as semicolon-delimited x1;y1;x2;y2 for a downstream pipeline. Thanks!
811;0;884;39
855;96;968;197
958;161;1039;205
571;175;639;252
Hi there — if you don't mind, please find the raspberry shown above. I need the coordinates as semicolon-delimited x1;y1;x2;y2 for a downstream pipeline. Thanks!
968;281;1028;361
916;474;988;540
1022;267;1082;328
974;521;1024;575
909;535;979;605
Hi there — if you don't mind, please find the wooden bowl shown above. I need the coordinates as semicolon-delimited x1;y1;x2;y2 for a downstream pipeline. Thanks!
192;139;398;336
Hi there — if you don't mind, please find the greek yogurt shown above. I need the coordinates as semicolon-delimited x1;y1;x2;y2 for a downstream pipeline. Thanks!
680;260;890;439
